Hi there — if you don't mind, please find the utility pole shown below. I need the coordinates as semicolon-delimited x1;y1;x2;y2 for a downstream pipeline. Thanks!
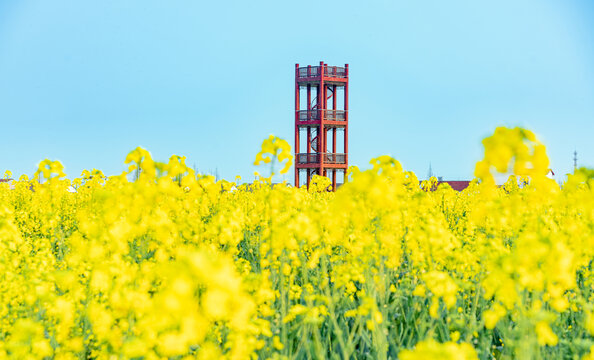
574;150;578;172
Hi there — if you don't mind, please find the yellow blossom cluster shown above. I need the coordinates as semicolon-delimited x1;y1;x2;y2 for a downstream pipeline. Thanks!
0;128;594;359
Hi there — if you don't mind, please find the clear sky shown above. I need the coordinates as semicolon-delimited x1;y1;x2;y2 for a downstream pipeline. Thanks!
0;0;593;183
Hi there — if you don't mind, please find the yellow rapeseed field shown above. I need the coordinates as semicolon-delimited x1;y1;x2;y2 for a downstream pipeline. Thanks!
1;127;594;359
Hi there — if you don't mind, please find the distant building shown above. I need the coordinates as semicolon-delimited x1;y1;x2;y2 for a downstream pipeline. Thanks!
0;179;15;190
438;180;471;192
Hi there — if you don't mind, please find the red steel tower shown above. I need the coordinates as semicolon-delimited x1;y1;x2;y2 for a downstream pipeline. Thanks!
294;62;349;190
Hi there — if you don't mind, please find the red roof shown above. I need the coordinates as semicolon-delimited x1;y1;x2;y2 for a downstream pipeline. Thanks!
438;181;471;191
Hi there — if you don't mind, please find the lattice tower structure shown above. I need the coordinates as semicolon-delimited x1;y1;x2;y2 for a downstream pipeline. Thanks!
294;62;349;190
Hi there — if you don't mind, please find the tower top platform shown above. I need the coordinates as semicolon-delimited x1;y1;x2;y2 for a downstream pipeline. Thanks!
295;62;349;84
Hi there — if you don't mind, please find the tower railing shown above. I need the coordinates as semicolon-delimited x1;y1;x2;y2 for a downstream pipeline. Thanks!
297;153;320;164
323;153;346;164
296;66;347;79
296;153;346;165
297;67;319;78
298;110;321;121
324;110;346;121
324;66;347;78
297;110;346;122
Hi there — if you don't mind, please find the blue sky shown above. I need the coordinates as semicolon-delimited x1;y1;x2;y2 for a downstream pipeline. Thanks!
0;0;593;183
